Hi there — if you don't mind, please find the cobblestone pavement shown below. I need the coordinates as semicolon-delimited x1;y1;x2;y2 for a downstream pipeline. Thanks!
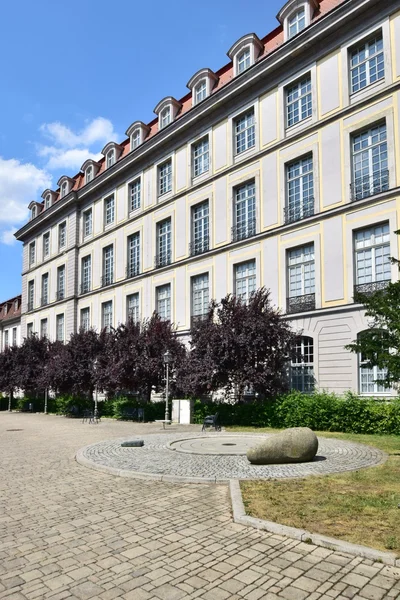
79;433;386;482
0;413;399;600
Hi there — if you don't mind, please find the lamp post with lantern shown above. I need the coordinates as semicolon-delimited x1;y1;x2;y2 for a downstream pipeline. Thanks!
163;350;172;422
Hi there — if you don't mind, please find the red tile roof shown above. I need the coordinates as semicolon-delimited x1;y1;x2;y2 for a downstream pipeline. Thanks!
34;0;346;216
0;295;21;324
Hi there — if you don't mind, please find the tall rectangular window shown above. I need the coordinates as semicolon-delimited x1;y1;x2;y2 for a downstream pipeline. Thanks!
40;319;48;339
285;155;314;223
56;314;64;342
350;33;384;94
288;8;306;38
58;222;67;250
41;273;49;306
131;129;141;149
286;75;312;127
57;265;65;301
291;336;314;392
287;244;315;313
12;328;17;346
106;149;115;168
81;255;92;293
235;260;256;302
105;195;115;225
156;284;171;321
29;242;35;266
127;232;140;278
191;201;209;256
129;179;141;212
354;223;390;294
235;109;255;154
191;274;209;322
233;181;256;241
102;301;113;331
127;293;140;323
351;123;388;200
80;307;90;332
102;245;114;286
28;280;34;311
156;219;171;267
27;323;33;338
83;209;92;237
192;137;209;177
4;330;8;349
43;232;50;258
158;160;172;195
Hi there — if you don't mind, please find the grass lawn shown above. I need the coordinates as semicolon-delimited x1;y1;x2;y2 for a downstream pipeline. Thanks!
227;427;400;554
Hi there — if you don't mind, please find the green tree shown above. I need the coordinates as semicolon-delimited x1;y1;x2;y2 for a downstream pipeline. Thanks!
346;282;400;389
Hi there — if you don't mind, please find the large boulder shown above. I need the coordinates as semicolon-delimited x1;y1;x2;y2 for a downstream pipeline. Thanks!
247;427;318;465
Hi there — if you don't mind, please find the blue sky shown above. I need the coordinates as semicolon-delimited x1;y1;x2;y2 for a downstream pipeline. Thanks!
0;0;283;301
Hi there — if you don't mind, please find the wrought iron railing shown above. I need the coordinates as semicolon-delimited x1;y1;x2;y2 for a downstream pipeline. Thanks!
287;293;316;315
79;282;91;295
350;169;389;202
189;236;209;257
126;263;140;279
27;301;34;312
101;274;114;287
55;290;65;301
354;280;390;298
232;218;256;242
40;296;48;307
154;252;171;269
284;197;314;224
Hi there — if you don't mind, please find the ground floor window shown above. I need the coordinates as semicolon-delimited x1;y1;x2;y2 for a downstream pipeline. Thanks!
290;336;314;392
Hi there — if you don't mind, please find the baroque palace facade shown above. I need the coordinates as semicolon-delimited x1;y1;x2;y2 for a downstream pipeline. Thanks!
14;0;400;396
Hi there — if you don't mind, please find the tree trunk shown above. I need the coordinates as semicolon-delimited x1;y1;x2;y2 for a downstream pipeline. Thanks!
8;389;13;412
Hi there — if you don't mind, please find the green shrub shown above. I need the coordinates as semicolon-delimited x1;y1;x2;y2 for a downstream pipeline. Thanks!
112;397;165;422
193;392;400;435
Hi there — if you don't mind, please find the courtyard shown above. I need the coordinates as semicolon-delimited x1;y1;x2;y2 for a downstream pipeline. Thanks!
0;413;399;600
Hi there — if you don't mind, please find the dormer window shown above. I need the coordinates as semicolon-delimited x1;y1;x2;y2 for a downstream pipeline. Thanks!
101;142;123;169
31;206;37;219
288;7;305;37
237;48;251;73
125;121;150;151
154;97;182;130
195;80;207;104
228;34;263;77
187;69;218;107
86;166;93;183
278;0;319;42
57;176;74;198
41;189;57;209
107;149;115;168
45;194;51;209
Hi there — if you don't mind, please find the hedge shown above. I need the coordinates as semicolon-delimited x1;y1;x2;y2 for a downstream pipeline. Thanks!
192;391;400;435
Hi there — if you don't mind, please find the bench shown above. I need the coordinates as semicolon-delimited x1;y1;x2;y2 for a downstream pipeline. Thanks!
118;408;145;422
202;413;221;432
155;419;172;429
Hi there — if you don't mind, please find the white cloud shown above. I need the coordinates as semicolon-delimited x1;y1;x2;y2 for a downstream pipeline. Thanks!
38;117;118;171
0;156;51;245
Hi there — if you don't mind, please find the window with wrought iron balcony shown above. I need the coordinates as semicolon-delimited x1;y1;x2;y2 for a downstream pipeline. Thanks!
350;123;389;202
285;156;314;224
126;261;140;279
286;244;316;314
154;250;171;269
353;223;391;299
232;181;256;242
55;289;65;301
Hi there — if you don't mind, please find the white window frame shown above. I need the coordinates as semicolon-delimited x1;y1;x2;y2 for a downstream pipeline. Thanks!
56;314;65;343
106;149;115;168
156;218;172;267
27;323;34;338
351;122;388;201
234;260;256;303
285;154;314;223
80;307;90;332
85;166;93;184
131;129;141;149
41;273;49;305
287;244;315;298
57;265;65;300
191;273;209;321
349;31;385;95
192;137;209;178
58;222;67;250
354;223;391;289
129;178;141;212
234;109;256;155
358;331;390;396
194;80;207;104
127;232;141;278
43;232;50;259
45;194;51;209
104;195;115;226
286;74;312;128
102;245;114;287
81;255;92;294
40;319;48;340
29;241;35;266
237;47;251;74
61;181;68;198
158;160;172;196
127;293;140;323
233;181;256;241
102;301;113;331
28;280;34;311
156;284;171;321
83;208;93;238
160;106;171;129
191;201;210;256
290;336;314;392
288;7;306;38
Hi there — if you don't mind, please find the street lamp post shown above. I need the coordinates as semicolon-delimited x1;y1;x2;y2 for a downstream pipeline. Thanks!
44;388;48;415
163;350;172;422
93;358;99;422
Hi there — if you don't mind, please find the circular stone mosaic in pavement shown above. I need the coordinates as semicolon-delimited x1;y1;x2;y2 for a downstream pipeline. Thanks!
76;432;387;483
168;435;267;455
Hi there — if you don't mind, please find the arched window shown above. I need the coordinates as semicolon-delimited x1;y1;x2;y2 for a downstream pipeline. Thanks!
31;206;37;219
358;330;388;394
288;8;306;38
160;106;171;129
106;149;115;168
61;181;68;197
45;194;51;209
86;165;93;183
290;336;314;392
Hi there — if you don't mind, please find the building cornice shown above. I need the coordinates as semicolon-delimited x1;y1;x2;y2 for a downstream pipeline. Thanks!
15;0;388;242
